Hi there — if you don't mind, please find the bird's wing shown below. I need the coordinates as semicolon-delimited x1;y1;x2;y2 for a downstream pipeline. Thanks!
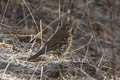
45;29;68;51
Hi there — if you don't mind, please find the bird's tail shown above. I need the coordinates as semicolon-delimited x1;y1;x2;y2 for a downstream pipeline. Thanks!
27;46;46;62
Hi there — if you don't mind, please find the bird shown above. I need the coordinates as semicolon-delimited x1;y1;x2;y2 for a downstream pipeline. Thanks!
28;1;77;62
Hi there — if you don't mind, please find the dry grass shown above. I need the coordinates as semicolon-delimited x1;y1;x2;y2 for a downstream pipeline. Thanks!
0;0;120;80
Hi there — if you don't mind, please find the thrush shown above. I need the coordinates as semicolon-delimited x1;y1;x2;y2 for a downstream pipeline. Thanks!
28;1;76;62
28;18;76;62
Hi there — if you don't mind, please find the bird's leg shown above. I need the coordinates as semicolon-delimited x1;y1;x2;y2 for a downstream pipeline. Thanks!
57;55;66;64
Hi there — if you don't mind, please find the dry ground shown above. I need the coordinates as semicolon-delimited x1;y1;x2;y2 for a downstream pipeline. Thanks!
0;0;120;80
